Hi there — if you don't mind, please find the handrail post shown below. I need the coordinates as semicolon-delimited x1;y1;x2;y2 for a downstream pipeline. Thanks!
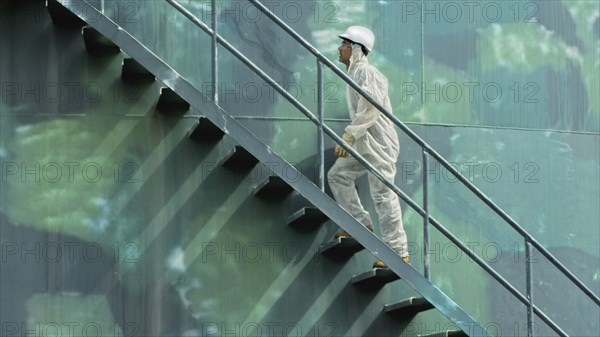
317;60;325;191
423;149;430;279
526;240;535;337
211;0;218;103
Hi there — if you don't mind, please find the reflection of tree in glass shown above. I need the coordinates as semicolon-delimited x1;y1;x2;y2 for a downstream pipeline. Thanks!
5;119;139;243
27;294;116;337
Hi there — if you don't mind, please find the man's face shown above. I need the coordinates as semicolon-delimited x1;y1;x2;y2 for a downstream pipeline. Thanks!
338;39;353;65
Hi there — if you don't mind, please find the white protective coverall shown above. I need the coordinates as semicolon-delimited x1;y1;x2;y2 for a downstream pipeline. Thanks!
327;44;408;257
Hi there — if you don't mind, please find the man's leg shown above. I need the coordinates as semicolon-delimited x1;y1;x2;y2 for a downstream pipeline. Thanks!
327;156;373;229
367;163;408;258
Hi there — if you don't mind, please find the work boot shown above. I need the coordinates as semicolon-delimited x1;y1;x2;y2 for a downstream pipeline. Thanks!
372;256;409;268
334;225;374;239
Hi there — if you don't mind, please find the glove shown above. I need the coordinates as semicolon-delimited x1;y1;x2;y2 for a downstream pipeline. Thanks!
334;132;354;157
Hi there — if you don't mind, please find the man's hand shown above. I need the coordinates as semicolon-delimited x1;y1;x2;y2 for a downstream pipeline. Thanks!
334;132;354;157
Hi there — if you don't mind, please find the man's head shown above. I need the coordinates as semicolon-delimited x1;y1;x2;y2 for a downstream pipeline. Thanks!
337;26;375;66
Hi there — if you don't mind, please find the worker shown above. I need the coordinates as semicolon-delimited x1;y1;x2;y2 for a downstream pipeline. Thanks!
328;26;409;268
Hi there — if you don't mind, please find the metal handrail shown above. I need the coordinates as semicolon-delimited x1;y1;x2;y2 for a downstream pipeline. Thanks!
162;1;598;336
249;0;598;301
243;0;600;309
55;0;597;335
164;0;415;209
60;1;494;335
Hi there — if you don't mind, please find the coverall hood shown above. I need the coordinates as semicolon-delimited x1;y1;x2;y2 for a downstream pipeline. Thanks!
348;44;368;72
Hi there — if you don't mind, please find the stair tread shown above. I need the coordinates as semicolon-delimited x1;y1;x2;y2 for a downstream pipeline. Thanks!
189;117;225;143
351;268;400;290
47;0;86;28
384;296;434;316
253;175;294;200
82;26;120;55
156;87;190;114
220;146;259;171
319;237;365;260
418;330;467;337
121;58;155;83
287;207;328;230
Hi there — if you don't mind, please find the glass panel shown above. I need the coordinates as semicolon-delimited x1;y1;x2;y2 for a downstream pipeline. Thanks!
2;1;598;336
99;0;214;90
529;250;600;336
419;0;599;133
403;124;599;335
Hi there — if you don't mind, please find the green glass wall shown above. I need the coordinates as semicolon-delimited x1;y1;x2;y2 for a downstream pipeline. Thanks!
1;0;598;336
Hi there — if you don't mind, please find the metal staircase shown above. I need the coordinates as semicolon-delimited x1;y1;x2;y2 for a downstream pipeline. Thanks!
47;1;599;336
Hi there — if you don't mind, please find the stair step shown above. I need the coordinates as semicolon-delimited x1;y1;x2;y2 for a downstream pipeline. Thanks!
82;26;120;55
418;330;467;337
351;268;400;290
220;146;259;171
156;87;190;114
121;58;155;83
189;117;225;143
384;297;434;316
318;237;365;261
47;0;86;28
287;207;328;230
253;176;293;200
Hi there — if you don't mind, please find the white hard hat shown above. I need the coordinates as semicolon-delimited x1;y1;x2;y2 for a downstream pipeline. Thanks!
339;26;375;52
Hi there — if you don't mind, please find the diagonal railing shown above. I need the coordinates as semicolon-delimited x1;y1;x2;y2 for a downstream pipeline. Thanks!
164;1;598;336
57;1;493;336
245;0;600;302
178;1;599;335
246;0;599;331
57;0;598;336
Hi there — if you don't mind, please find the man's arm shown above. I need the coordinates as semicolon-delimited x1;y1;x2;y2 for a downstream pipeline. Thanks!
345;67;388;140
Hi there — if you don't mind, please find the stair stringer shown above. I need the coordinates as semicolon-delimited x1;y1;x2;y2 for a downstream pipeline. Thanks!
57;1;492;336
